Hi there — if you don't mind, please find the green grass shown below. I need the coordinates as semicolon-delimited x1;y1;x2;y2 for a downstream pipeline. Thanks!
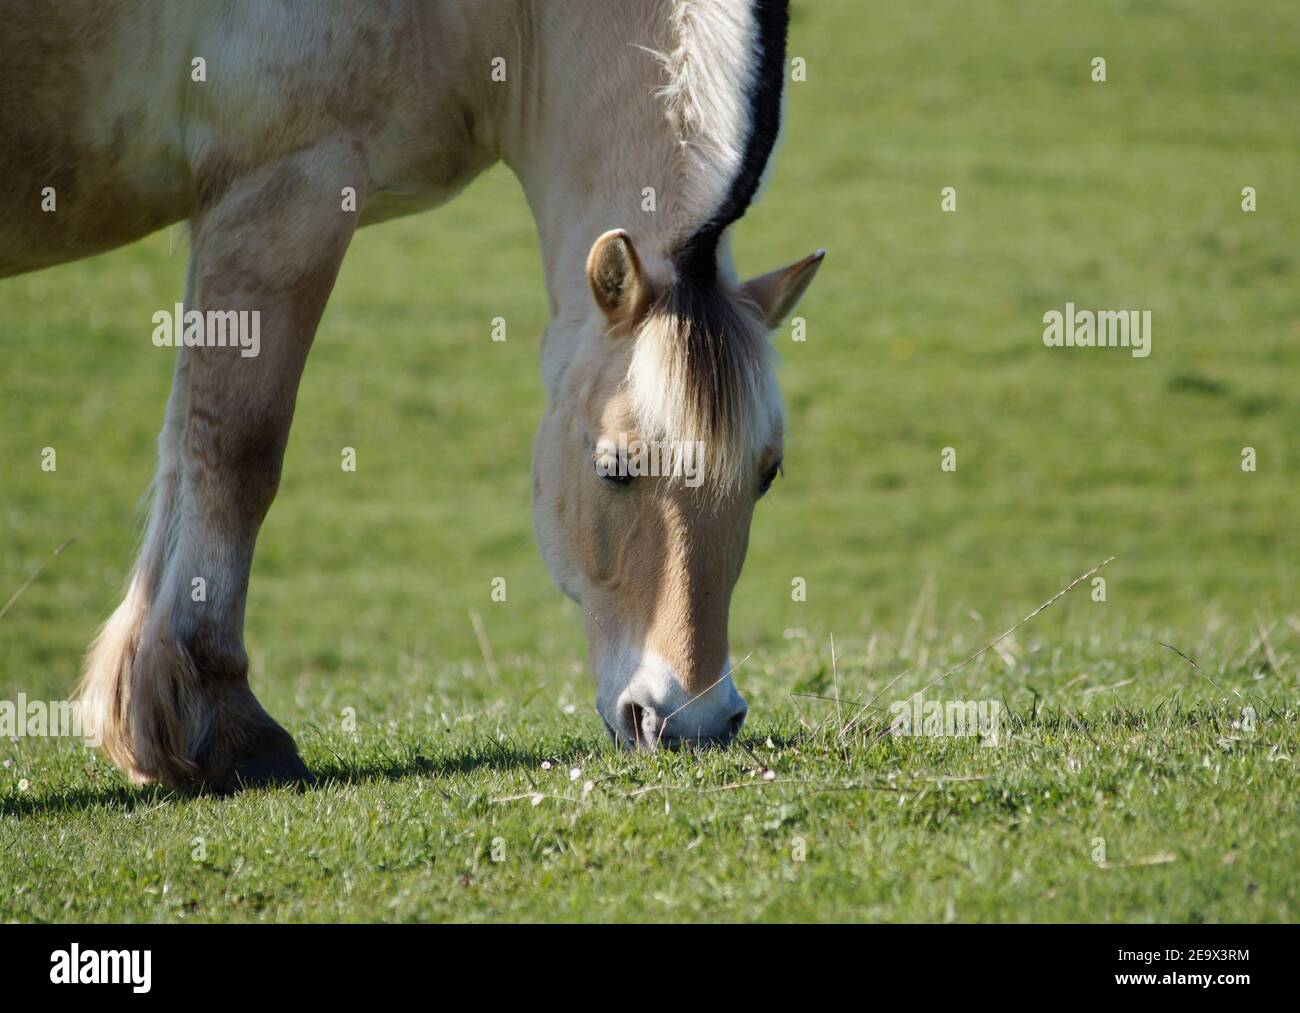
1;0;1297;922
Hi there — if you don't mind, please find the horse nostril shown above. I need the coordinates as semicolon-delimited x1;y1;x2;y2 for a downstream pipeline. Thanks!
621;700;653;745
725;704;748;741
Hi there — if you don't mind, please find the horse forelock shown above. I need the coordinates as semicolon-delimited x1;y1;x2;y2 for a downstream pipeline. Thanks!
625;278;781;495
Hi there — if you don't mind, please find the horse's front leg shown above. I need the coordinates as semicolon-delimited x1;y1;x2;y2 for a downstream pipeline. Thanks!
80;141;364;790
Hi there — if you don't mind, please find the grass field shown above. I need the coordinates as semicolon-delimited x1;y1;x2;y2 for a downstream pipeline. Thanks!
2;0;1297;922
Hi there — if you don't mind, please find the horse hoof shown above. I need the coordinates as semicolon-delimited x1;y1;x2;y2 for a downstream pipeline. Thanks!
204;748;315;794
235;749;315;791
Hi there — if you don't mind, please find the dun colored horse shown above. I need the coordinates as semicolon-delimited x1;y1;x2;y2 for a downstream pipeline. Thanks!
0;0;823;789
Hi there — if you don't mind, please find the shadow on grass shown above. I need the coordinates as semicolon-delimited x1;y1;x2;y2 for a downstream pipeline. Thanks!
309;738;594;787
2;782;185;819
2;740;597;817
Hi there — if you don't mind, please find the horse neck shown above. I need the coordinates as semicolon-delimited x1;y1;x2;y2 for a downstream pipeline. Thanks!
493;0;707;319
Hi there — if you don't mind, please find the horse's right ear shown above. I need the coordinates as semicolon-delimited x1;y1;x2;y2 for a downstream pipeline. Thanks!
586;229;646;324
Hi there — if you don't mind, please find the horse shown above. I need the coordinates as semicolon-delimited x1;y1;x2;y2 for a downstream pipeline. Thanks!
0;0;823;790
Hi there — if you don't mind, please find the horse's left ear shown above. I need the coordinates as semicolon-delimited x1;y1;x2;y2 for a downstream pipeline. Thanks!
742;249;826;329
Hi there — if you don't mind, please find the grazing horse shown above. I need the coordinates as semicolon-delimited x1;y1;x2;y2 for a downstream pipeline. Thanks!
0;0;823;789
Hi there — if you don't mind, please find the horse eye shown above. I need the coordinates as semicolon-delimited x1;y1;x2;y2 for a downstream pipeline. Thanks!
758;461;782;498
594;457;632;485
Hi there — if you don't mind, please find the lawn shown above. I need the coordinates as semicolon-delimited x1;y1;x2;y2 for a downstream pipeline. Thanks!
1;0;1297;922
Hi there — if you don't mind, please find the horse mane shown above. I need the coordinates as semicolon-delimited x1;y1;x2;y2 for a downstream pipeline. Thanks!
625;0;790;493
656;0;791;280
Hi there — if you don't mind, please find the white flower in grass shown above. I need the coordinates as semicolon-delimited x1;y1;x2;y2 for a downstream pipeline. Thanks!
18;778;29;792
530;793;544;807
569;767;582;781
582;780;594;795
541;760;552;770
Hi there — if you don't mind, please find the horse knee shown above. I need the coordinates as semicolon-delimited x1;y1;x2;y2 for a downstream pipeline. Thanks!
182;418;291;544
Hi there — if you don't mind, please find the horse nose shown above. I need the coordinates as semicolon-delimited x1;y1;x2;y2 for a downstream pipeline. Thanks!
618;694;747;748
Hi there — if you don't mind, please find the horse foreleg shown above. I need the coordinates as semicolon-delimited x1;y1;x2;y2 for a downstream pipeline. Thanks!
79;141;364;790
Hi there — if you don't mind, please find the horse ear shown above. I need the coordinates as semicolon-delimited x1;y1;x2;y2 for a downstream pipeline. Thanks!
742;249;825;329
586;229;646;324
